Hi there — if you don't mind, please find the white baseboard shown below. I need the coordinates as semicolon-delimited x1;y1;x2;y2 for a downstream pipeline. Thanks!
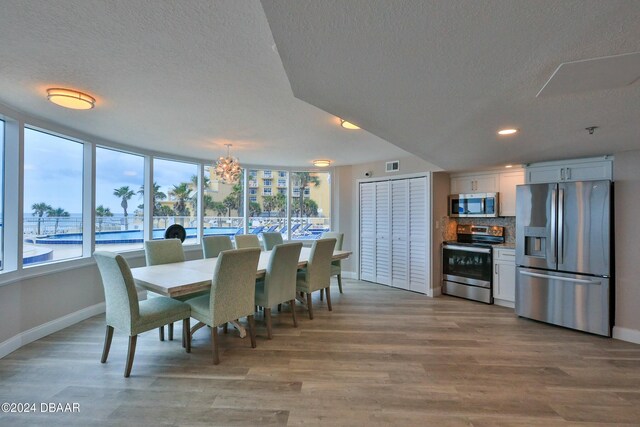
494;299;515;309
613;326;640;344
0;291;146;359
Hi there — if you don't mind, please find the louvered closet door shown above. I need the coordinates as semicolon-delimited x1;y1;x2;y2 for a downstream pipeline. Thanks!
390;179;409;290
374;181;391;285
359;182;376;282
408;177;428;293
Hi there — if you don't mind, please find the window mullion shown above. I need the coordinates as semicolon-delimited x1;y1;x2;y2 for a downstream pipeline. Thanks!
82;143;96;257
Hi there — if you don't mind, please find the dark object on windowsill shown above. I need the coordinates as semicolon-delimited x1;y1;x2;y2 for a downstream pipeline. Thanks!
164;224;186;242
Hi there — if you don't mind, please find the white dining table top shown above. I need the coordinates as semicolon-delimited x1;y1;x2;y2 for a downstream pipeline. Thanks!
131;247;351;298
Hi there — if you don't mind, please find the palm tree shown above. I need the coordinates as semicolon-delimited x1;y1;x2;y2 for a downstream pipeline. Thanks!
95;205;113;232
303;199;319;217
294;172;320;217
262;195;274;214
31;202;52;235
170;183;193;219
138;182;166;216
273;192;286;216
249;202;262;217
47;207;70;235
113;186;135;230
223;194;237;217
157;205;175;228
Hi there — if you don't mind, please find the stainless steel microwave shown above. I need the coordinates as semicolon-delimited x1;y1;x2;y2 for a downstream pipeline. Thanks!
448;193;499;217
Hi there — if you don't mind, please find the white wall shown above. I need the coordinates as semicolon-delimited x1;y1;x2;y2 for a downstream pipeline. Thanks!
613;149;640;343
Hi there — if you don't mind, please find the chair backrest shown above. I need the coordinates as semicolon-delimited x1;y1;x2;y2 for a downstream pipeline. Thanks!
202;235;233;258
210;248;261;326
262;232;284;251
263;242;303;304
303;238;336;291
321;231;344;251
94;251;139;333
144;239;185;266
234;234;261;249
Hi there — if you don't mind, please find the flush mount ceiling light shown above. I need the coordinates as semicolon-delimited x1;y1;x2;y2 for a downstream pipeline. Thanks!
313;159;331;167
505;164;513;168
213;144;241;183
47;88;96;110
340;119;360;130
497;128;518;135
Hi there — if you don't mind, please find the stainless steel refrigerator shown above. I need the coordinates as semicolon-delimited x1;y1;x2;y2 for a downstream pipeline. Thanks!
515;180;613;336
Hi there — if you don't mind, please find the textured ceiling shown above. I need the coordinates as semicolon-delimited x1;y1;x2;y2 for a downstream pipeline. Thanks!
261;0;640;171
0;0;413;168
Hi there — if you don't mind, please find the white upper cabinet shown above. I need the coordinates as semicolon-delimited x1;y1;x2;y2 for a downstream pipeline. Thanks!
498;170;525;217
451;173;498;193
450;168;524;216
525;157;613;184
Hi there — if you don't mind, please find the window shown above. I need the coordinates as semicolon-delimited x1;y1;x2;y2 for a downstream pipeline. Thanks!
263;170;272;178
248;169;286;235
153;159;198;243
277;179;287;187
202;166;244;238
278;171;286;178
95;147;145;251
249;188;257;196
249;196;257;203
278;188;287;195
23;128;84;265
291;171;330;240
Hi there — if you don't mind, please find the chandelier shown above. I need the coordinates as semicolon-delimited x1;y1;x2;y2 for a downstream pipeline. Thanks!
213;144;242;183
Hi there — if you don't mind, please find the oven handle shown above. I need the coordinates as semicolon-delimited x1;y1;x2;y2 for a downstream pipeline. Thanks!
443;245;492;254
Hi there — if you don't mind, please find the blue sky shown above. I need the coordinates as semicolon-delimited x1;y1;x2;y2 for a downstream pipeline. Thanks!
23;128;197;215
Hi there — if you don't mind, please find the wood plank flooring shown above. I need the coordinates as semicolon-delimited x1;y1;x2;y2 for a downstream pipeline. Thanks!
1;279;639;426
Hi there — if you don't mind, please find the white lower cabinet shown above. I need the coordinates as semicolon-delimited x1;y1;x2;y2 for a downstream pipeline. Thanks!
493;248;515;308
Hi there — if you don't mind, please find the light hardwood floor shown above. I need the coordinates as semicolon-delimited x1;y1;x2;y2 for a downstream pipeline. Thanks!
1;279;639;426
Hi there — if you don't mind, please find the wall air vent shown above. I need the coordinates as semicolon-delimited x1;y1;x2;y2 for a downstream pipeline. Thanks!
385;161;400;173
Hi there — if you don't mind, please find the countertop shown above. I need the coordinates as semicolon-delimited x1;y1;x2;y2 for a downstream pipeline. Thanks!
492;243;515;249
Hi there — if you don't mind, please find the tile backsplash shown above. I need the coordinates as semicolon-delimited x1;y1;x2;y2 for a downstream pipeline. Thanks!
440;216;516;243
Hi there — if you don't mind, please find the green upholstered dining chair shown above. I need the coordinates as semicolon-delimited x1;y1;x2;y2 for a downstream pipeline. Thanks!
234;234;261;249
144;239;187;341
261;232;284;251
184;248;261;364
296;238;336;320
321;231;345;293
94;251;191;378
255;242;303;338
202;235;233;258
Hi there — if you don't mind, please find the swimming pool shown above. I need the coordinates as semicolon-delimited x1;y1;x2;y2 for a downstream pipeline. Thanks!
26;227;242;245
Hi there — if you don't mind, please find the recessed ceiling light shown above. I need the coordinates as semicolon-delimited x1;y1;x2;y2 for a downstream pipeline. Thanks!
313;159;331;167
47;88;96;110
497;128;518;135
505;164;513;168
340;119;360;130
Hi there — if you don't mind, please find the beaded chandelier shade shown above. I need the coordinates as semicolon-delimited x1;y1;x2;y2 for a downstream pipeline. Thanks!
213;144;241;183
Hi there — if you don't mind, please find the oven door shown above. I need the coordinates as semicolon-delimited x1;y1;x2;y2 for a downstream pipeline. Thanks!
442;244;493;288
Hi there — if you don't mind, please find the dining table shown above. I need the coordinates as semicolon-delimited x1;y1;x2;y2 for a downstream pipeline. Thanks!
131;247;352;337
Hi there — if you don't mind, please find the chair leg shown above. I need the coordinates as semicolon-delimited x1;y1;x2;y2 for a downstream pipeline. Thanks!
338;274;343;293
265;308;273;340
183;318;191;353
223;323;228;334
289;299;298;327
307;292;314;320
158;326;164;341
168;323;174;341
124;335;137;378
320;288;324;301
101;325;114;363
247;315;257;348
325;286;332;311
211;326;220;365
277;303;282;312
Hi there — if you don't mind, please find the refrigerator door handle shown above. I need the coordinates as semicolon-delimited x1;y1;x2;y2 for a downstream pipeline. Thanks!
558;188;564;265
520;270;600;285
550;188;557;265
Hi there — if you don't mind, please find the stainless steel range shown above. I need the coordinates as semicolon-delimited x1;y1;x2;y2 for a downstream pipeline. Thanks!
442;224;505;304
